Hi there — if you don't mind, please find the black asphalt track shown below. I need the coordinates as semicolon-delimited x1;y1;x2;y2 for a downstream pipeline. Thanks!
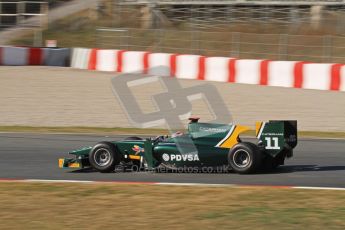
0;133;344;187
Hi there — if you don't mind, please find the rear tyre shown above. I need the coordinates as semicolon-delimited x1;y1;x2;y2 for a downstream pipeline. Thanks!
228;142;262;174
89;142;120;173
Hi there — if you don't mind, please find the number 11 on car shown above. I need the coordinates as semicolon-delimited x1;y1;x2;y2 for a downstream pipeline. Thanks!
265;137;280;150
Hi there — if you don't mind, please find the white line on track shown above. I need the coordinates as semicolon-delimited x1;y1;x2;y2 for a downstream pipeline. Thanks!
293;186;345;191
157;182;235;187
25;179;94;183
1;179;345;191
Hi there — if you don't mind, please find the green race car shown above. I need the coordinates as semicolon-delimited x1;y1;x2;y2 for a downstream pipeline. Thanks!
59;118;297;174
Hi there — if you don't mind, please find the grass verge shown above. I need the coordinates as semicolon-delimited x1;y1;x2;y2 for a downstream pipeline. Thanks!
1;126;345;139
0;182;344;229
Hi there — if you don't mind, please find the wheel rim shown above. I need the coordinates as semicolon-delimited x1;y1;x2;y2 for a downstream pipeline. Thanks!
93;148;111;167
232;149;251;168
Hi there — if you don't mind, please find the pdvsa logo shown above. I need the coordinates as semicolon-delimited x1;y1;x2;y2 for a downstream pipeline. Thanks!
162;153;199;162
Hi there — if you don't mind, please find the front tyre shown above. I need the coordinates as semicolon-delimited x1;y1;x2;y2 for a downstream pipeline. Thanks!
228;142;262;174
89;142;120;173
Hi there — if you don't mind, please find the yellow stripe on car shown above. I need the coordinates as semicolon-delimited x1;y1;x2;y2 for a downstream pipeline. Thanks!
58;158;80;168
58;158;64;168
68;162;80;168
129;155;141;160
216;125;251;149
256;122;263;137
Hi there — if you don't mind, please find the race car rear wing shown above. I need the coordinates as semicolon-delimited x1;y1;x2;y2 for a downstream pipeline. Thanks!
256;120;297;157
